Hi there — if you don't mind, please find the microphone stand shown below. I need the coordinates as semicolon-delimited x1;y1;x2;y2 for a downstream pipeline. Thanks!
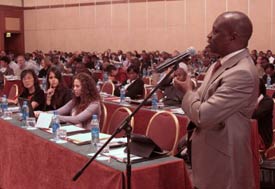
72;64;179;189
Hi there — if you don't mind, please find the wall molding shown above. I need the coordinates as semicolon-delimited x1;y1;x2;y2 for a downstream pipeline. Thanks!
23;0;181;10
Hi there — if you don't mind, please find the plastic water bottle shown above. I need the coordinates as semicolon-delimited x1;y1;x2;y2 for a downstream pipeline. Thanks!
42;76;47;92
120;86;126;104
151;92;158;110
1;95;8;118
103;72;108;82
96;79;102;92
91;114;100;151
51;111;60;141
21;100;29;127
267;75;272;88
95;61;101;70
142;68;147;77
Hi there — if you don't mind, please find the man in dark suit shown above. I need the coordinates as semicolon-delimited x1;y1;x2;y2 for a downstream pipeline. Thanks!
174;11;258;189
114;65;144;99
253;79;274;149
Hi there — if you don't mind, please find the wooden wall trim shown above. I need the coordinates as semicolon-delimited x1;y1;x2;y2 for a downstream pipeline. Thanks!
24;0;181;10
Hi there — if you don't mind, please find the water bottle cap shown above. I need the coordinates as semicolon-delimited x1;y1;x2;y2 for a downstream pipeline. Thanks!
23;100;28;105
92;114;97;119
53;110;58;115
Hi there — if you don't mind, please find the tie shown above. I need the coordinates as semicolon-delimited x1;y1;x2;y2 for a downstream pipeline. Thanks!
211;60;221;75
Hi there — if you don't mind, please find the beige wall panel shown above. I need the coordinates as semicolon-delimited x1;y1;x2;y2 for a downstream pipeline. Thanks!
166;26;187;52
24;0;35;7
0;0;22;6
271;0;275;51
111;4;128;28
95;4;111;28
129;2;147;28
185;0;206;51
92;28;112;51
5;17;20;31
62;29;81;52
110;29;129;50
227;0;248;13
127;28;147;51
166;1;185;27
78;29;97;51
148;1;165;28
36;30;52;51
24;10;37;30
34;0;51;6
64;0;81;4
49;0;66;6
50;30;66;51
58;7;80;29
24;30;38;52
79;6;96;29
36;8;54;30
205;0;226;35
146;28;167;51
249;0;271;51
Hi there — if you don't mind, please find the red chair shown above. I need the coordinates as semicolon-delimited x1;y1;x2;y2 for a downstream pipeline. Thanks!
146;111;180;155
142;77;152;85
100;103;107;132
8;84;19;101
101;81;115;95
106;107;134;137
265;145;275;160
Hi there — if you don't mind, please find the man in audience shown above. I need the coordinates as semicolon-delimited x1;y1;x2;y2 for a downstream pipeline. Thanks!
174;11;258;189
253;79;273;150
114;65;144;99
14;55;38;77
0;56;14;76
159;64;187;107
262;63;275;85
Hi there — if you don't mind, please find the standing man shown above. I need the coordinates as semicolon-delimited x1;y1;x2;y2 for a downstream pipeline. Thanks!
174;12;258;189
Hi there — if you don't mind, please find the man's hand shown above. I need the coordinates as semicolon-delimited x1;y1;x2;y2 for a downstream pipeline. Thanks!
173;72;192;95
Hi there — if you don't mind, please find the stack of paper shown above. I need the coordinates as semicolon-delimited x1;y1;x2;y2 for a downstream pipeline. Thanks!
67;132;111;145
170;108;185;115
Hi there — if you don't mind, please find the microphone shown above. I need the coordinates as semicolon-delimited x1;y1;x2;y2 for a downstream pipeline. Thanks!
155;47;196;73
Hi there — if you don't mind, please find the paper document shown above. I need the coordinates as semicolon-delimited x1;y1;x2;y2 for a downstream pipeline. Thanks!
103;147;142;163
67;132;111;145
170;108;185;115
36;112;53;128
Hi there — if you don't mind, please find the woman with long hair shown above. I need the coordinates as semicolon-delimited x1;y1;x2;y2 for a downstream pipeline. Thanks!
45;67;72;110
19;69;45;110
56;72;101;129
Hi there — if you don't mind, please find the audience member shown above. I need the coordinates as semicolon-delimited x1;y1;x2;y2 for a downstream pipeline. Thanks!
114;65;144;99
0;56;14;76
56;73;101;129
252;79;273;149
44;67;72;110
19;69;45;111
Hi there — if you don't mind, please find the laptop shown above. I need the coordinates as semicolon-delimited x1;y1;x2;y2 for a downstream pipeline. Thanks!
18;97;35;117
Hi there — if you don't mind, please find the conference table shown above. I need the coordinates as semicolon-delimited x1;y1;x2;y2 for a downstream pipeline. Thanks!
102;97;260;189
0;114;193;189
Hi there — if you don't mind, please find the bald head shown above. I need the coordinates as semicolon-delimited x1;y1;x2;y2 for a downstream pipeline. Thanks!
207;11;253;57
219;11;253;44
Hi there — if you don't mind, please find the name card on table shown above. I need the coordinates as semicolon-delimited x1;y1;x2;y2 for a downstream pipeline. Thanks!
36;112;53;128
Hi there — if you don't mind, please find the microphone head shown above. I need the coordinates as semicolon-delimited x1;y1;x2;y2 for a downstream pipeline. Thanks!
186;47;196;56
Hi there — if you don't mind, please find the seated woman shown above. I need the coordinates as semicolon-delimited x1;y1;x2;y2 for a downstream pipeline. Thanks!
114;65;144;99
45;67;72;111
56;72;101;129
19;69;45;111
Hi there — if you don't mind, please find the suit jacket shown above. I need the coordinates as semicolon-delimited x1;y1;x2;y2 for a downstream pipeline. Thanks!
252;95;274;149
114;78;144;99
182;49;258;189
